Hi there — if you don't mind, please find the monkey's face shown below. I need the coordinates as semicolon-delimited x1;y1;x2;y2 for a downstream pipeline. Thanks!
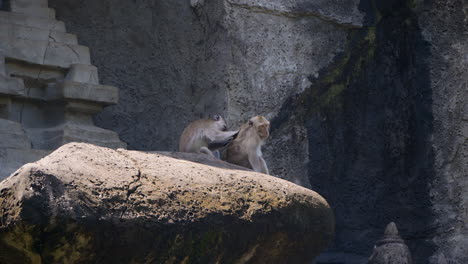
257;123;270;140
211;114;228;131
248;116;270;140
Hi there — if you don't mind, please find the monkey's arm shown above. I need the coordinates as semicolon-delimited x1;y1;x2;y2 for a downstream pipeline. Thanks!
206;130;239;150
207;140;231;150
248;155;269;175
213;130;238;141
258;156;269;175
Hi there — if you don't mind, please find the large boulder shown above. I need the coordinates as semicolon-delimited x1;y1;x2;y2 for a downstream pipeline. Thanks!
0;143;334;263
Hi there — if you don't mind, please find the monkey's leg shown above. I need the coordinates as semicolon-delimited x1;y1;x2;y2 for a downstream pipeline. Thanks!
199;146;216;157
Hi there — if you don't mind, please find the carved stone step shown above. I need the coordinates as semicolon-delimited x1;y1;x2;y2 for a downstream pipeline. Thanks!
0;148;50;180
0;74;25;96
0;23;78;45
66;64;99;84
0;52;5;75
0;37;90;68
10;6;55;19
27;123;127;150
47;81;118;105
10;0;49;9
0;119;31;149
0;11;65;32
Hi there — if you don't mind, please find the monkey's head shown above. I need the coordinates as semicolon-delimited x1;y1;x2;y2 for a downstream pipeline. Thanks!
210;114;228;131
248;115;270;140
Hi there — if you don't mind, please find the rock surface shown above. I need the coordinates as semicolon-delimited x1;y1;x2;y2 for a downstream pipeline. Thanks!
415;1;468;263
44;0;468;263
0;143;334;263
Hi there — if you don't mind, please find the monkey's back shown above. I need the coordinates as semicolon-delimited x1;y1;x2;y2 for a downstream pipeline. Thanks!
178;120;208;152
225;140;252;169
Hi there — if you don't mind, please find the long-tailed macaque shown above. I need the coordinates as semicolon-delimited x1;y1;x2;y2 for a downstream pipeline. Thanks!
225;116;270;174
179;115;238;158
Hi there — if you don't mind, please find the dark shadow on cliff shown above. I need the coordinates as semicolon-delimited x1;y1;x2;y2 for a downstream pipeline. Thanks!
271;0;436;263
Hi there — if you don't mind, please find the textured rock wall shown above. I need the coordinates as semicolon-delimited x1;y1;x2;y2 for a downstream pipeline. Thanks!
48;0;208;151
415;0;468;263
48;0;468;263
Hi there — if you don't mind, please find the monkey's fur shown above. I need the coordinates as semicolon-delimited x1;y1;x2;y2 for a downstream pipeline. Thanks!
179;115;238;158
225;116;270;174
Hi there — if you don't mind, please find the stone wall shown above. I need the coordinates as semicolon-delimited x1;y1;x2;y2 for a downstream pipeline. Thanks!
23;0;468;263
47;0;208;151
416;0;468;263
0;0;126;179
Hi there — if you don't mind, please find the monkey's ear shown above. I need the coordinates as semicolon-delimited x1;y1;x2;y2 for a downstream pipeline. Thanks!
248;120;253;126
212;115;221;121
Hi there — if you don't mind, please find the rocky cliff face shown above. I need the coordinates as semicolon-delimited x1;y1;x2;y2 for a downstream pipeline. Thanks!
416;0;468;263
48;0;467;263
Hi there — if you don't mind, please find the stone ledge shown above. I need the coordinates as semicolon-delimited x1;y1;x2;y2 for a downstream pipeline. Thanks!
27;123;127;150
0;74;25;96
47;81;118;105
0;23;78;45
66;64;99;84
0;11;65;32
0;37;90;68
10;6;55;19
11;0;49;9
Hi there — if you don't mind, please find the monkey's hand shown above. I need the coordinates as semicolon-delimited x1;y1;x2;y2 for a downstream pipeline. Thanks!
208;140;230;150
206;130;238;150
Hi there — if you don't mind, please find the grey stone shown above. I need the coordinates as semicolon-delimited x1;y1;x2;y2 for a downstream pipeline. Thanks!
66;64;99;84
415;0;468;262
368;222;413;264
5;59;65;81
31;0;468;262
0;74;25;96
43;42;91;67
0;142;333;263
49;30;77;45
47;81;118;105
10;6;55;19
0;118;31;149
27;123;127;150
0;148;50;180
0;10;65;32
0;37;90;67
0;23;77;45
0;50;5;74
0;37;48;65
10;0;49;9
226;0;364;27
0;0;127;185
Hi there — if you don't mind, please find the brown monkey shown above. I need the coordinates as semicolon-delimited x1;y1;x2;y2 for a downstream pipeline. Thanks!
225;115;270;174
179;115;238;158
